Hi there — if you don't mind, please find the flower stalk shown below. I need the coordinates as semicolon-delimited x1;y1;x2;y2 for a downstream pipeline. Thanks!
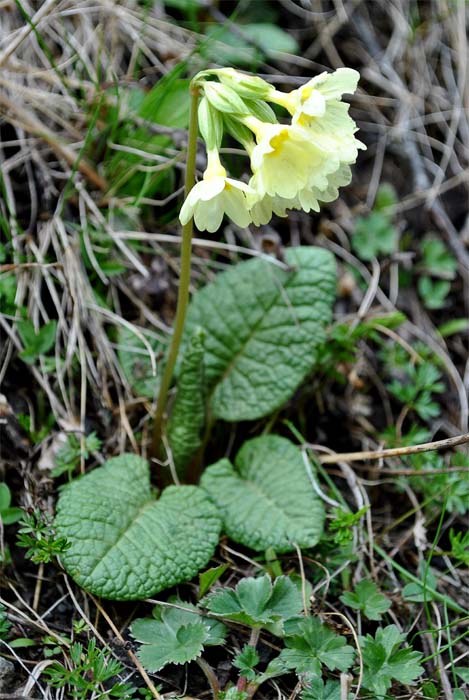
151;83;200;459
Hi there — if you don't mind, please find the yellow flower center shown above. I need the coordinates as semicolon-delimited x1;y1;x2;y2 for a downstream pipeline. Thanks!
269;129;289;152
295;114;310;129
299;85;314;102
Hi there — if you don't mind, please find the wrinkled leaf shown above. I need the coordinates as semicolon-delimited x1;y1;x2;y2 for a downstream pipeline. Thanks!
201;435;324;552
55;454;221;600
181;246;336;422
167;329;206;475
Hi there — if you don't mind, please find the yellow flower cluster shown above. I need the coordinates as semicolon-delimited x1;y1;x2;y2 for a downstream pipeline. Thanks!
179;68;365;233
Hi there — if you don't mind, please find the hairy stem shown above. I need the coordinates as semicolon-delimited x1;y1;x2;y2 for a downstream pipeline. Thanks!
236;627;261;695
151;85;200;460
196;657;220;700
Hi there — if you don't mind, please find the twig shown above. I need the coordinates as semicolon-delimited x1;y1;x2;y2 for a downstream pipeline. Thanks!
318;433;469;464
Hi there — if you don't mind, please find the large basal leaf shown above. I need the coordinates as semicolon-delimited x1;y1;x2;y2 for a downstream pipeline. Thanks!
55;455;221;600
181;246;336;421
201;435;325;552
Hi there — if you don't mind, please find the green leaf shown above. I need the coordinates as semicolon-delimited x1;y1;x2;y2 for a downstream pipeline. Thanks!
198;564;228;599
17;320;57;362
437;318;469;338
152;598;227;646
203;23;298;66
277;617;355;675
17;319;37;347
241;23;299;55
10;637;37;648
139;72;190;128
453;690;466;700
0;483;12;511
131;600;226;672
300;676;341;700
0;506;23;525
33;321;57;354
167;329;206;475
204;574;303;631
340;580;391;621
182;246;336;422
360;624;424;697
449;529;469;566
118;325;163;398
55;455;221;600
0;603;11;640
455;667;469;683
418;276;451;309
233;645;260;681
132;620;205;672
203;26;258;67
374;183;397;211
402;568;438;603
420;236;457;279
352;211;397;261
0;274;17;314
201;435;325;552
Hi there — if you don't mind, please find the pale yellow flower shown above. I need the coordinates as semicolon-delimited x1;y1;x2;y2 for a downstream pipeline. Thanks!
269;68;365;164
179;150;253;233
248;192;291;227
272;68;360;117
245;119;340;200
248;163;353;225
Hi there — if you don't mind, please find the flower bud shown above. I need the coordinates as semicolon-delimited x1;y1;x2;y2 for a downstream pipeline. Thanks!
216;67;273;99
198;97;224;150
244;99;277;125
203;81;249;115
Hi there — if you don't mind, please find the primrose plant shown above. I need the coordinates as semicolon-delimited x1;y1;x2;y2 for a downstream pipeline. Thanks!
54;66;365;602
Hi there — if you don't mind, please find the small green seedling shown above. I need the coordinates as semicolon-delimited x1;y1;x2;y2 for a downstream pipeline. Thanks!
351;184;398;261
359;625;424;697
340;580;391;621
17;319;57;365
53;431;102;478
17;510;71;564
43;638;135;700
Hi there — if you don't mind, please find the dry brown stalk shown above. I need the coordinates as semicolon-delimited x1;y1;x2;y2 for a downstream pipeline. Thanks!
319;432;469;464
